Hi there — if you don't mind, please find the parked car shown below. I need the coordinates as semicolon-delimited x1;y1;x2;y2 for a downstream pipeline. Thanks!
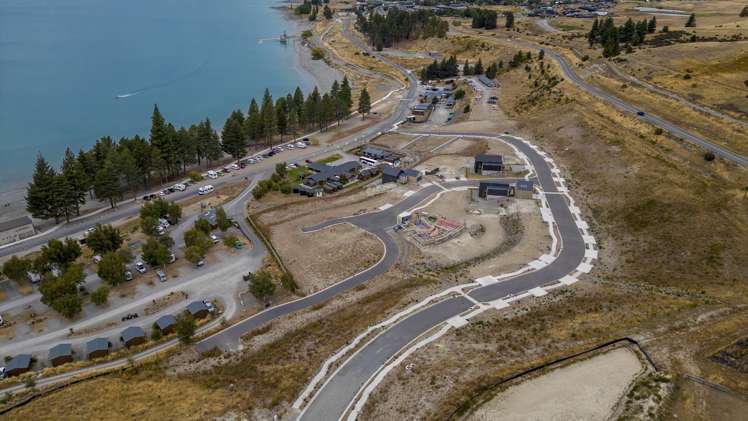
169;253;176;264
637;111;645;116
203;300;216;313
196;260;205;268
210;233;219;244
121;313;138;321
156;226;166;236
124;270;133;281
230;163;240;170
92;255;103;264
286;144;295;150
296;141;307;149
135;261;147;274
207;170;218;179
198;185;215;195
173;183;186;191
156;270;167;282
302;137;310;144
158;218;170;228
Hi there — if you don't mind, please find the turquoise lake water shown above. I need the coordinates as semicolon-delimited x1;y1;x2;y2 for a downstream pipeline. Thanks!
0;0;310;194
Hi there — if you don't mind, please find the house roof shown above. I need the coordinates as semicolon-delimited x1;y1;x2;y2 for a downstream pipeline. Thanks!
480;182;511;189
155;314;176;331
49;343;73;360
475;154;503;164
121;326;146;343
516;180;534;191
383;165;420;178
0;216;33;233
187;300;209;315
6;354;32;371
305;161;361;184
306;162;331;173
361;146;389;159
86;338;109;355
477;74;496;86
413;103;432;111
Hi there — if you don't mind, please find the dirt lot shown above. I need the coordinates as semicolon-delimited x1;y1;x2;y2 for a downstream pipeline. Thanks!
467;347;644;421
268;221;383;293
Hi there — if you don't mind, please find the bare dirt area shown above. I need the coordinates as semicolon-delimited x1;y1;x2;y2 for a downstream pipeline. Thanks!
415;154;474;179
370;132;420;150
268;221;383;293
467;347;643;421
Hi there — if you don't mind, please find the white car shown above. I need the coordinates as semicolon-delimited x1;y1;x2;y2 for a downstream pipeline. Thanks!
230;163;240;170
92;255;102;264
286;144;295;150
206;170;218;179
135;261;147;274
198;185;215;195
210;233;219;244
295;141;307;149
173;183;186;191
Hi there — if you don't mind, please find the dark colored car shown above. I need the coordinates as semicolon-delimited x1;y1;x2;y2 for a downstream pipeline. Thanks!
637;111;645;116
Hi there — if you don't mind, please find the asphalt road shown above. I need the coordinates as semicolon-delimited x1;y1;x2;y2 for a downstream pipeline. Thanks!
504;38;748;167
297;133;586;421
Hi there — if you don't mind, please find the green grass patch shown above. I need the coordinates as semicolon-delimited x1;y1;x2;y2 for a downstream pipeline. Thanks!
314;154;342;164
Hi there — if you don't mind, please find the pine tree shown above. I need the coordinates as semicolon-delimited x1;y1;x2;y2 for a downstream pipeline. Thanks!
463;59;472;76
275;97;288;139
221;110;247;159
94;154;122;208
474;58;484;75
588;18;599;47
685;13;696;27
505;12;514;29
245;98;261;142
260;88;276;144
323;5;333;20
339;77;353;112
358;86;371;118
26;154;61;222
648;16;657;33
61;148;88;217
741;6;748;17
115;147;140;198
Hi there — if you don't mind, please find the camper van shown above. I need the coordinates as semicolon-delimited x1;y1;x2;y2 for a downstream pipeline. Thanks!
198;185;215;195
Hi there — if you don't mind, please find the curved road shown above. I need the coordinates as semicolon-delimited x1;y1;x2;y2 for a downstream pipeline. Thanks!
297;132;588;421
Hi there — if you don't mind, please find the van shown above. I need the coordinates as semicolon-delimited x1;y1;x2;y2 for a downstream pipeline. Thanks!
198;185;215;195
173;183;186;191
156;270;167;282
206;170;218;179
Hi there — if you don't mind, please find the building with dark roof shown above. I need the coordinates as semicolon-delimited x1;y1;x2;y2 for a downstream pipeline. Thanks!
478;182;514;199
48;343;73;367
474;154;504;174
303;161;361;187
382;165;422;184
120;326;147;348
155;314;177;335
5;354;32;377
186;300;210;319
477;74;496;88
515;180;535;198
0;216;35;247
360;146;402;166
86;338;111;360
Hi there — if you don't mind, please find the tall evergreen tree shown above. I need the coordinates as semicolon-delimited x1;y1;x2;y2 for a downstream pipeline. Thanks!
358;86;371;118
685;13;696;27
339;76;353;114
741;6;748;17
260;88;276;143
275;97;288;140
61;148;88;216
26;154;61;222
505;11;514;29
115;147;141;198
474;58;484;75
94;154;122;208
244;98;261;142
221;110;247;159
647;16;657;33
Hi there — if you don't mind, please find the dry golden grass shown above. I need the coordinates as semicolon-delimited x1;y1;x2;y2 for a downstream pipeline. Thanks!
5;375;240;421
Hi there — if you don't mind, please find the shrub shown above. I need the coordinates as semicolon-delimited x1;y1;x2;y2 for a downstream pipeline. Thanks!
311;47;325;60
463;104;471;113
91;285;109;305
187;170;203;182
454;89;465;100
704;151;716;161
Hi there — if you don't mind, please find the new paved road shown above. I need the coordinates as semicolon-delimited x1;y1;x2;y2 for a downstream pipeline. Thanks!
298;133;587;421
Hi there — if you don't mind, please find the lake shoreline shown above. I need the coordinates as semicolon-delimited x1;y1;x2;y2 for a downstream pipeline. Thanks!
0;2;341;225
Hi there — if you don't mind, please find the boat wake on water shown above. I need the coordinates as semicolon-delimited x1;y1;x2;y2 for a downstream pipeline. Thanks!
114;58;209;100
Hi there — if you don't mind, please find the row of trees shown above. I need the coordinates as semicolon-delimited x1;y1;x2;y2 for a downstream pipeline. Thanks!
26;111;222;220
463;57;501;79
356;9;449;50
27;76;355;221
221;78;353;159
470;9;498;29
588;16;657;57
420;55;460;81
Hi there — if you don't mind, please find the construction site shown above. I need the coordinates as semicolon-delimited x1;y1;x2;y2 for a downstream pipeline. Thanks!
398;211;466;247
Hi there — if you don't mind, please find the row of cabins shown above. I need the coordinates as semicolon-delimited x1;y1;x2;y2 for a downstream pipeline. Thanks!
3;302;213;377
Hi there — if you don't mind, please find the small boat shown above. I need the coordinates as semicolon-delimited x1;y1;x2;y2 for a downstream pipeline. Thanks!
280;31;288;44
